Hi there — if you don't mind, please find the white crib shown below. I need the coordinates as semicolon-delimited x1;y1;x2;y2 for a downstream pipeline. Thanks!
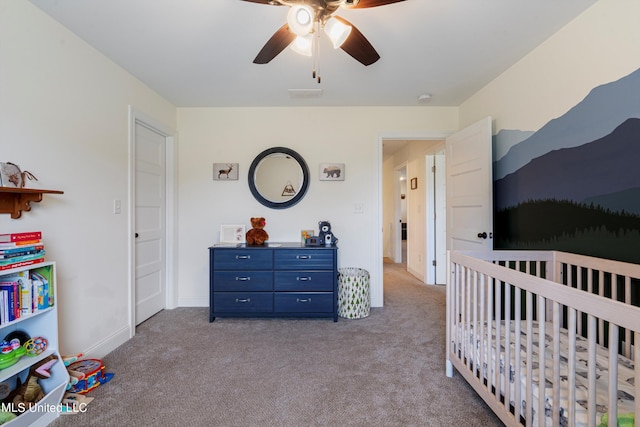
446;250;639;427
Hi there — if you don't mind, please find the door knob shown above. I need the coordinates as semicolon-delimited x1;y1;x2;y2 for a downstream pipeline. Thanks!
135;233;139;238
477;232;488;239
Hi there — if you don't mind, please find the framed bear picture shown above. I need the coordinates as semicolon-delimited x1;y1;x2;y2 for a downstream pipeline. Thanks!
319;163;345;181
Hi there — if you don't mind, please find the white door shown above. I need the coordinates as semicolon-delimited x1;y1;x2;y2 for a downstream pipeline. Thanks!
134;121;167;325
425;152;447;283
434;152;446;281
445;117;493;251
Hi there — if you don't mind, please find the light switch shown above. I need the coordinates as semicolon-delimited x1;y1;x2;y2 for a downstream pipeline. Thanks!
353;203;364;214
113;199;121;214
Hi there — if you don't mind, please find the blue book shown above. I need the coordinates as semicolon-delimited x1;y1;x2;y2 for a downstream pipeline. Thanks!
0;282;19;321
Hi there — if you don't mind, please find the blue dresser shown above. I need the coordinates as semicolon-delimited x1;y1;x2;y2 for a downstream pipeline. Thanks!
209;243;338;322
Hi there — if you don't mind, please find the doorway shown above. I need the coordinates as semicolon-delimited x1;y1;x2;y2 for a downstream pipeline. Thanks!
128;107;177;336
376;120;492;305
381;137;446;285
392;163;407;264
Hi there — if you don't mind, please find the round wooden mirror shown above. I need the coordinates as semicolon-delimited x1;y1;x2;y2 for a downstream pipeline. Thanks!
248;147;309;209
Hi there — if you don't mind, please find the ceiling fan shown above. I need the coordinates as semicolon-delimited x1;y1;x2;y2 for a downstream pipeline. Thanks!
241;0;406;70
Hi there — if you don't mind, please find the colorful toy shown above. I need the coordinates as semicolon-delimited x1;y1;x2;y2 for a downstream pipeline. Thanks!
0;335;47;370
66;359;113;394
245;217;269;246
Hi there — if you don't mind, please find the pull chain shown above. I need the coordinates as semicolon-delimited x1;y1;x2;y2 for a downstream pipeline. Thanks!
312;21;321;84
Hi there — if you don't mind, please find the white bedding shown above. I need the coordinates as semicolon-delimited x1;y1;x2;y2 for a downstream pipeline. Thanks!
453;321;635;426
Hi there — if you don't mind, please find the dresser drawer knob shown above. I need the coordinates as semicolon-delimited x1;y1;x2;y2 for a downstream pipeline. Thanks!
296;255;311;260
296;298;311;303
235;277;251;281
296;276;311;281
235;298;251;303
236;255;251;260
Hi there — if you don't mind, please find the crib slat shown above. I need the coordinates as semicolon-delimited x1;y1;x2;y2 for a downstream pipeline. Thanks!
495;278;502;401
462;266;467;368
624;276;631;357
453;264;458;358
538;295;546;427
472;270;478;374
608;325;619;427
466;267;472;371
526;291;533;427
567;308;577;426
487;276;494;395
552;301;561;426
514;287;522;423
576;266;583;333
504;282;512;413
588;315;597;427
635;331;639;427
598;270;605;348
479;273;486;383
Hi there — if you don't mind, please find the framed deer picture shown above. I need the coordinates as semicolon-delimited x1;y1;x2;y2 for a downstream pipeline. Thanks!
213;163;239;180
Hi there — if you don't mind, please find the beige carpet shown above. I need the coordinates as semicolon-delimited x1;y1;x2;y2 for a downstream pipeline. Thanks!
50;260;502;427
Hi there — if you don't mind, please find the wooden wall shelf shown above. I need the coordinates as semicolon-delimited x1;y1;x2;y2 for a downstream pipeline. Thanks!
0;188;63;219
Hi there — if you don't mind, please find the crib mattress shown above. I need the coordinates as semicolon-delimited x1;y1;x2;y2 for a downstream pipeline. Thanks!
453;321;635;426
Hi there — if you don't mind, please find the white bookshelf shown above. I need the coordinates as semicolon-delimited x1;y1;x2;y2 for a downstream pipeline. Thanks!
0;261;69;426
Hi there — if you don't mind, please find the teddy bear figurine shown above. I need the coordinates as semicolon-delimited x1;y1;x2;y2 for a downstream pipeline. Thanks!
246;217;269;246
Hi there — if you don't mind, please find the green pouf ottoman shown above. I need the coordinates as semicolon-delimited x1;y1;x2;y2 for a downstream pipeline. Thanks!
337;268;370;319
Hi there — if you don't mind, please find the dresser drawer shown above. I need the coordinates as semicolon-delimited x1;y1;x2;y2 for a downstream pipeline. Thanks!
213;292;273;313
213;249;273;270
274;293;334;313
274;250;334;270
213;271;273;291
274;271;334;291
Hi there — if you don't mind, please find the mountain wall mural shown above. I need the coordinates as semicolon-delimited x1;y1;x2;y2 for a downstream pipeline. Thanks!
494;68;640;179
493;68;640;264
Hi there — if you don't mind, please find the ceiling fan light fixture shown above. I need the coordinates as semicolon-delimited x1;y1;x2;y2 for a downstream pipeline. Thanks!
324;17;352;49
287;5;314;37
290;34;313;57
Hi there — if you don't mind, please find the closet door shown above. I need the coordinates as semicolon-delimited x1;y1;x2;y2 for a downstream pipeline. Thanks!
134;120;167;324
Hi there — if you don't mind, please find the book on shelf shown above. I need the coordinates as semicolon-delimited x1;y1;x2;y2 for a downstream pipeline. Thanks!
31;266;53;309
0;257;45;271
0;282;19;322
0;250;45;266
0;231;41;243
0;239;43;249
3;270;33;316
0;245;45;258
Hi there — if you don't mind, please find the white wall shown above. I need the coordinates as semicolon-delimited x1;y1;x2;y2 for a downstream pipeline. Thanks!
460;0;640;132
1;1;176;357
176;107;458;307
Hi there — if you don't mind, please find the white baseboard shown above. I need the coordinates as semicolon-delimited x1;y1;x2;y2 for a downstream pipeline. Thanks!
178;296;208;307
81;324;131;359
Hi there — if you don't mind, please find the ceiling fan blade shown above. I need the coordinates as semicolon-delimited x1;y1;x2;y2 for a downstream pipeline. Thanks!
334;17;380;66
253;24;296;64
240;0;282;5
343;0;406;9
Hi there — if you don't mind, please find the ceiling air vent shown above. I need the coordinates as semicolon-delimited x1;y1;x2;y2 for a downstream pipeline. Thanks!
288;89;323;99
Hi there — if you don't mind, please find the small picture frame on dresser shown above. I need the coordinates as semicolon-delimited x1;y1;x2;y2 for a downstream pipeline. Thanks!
220;225;245;244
